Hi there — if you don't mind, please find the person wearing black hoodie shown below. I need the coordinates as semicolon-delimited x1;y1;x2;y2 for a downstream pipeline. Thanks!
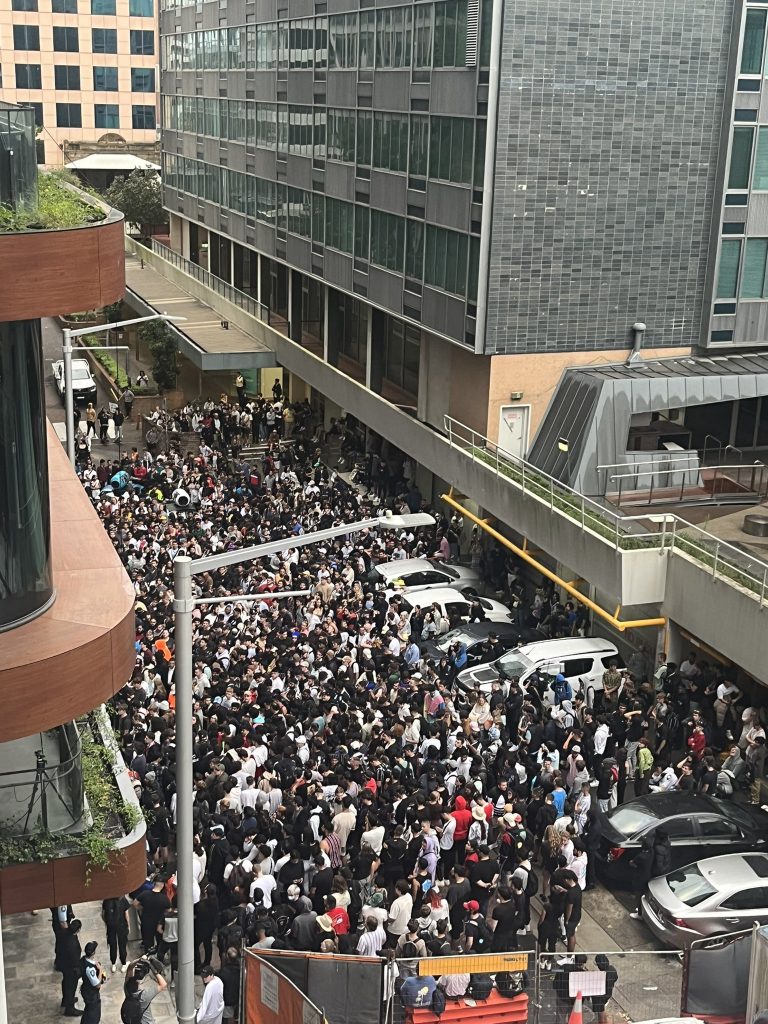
629;837;655;917
583;807;603;890
651;828;672;878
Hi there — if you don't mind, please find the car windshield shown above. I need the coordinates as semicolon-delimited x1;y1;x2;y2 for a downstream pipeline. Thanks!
72;368;91;380
496;651;533;680
430;561;458;579
608;803;661;837
667;866;718;907
435;629;471;651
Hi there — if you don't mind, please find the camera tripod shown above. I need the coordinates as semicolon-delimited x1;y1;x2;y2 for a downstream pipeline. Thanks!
21;749;72;834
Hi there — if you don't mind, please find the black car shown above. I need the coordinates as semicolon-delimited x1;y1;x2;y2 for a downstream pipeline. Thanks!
420;623;526;667
596;793;768;889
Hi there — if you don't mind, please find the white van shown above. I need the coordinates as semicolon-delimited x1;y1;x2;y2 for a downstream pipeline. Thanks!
456;636;623;705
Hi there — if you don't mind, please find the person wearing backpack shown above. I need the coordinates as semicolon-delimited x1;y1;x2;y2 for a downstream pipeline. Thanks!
462;900;493;953
121;959;167;1024
467;973;494;1001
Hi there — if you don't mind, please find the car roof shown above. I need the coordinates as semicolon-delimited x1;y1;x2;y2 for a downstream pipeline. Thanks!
516;636;619;659
376;558;433;577
400;587;471;602
692;853;768;890
460;623;518;639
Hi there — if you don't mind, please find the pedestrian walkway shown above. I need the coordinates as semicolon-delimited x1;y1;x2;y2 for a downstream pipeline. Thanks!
3;904;180;1023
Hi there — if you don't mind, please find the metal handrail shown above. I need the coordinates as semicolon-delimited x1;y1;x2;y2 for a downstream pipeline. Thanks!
598;455;700;472
444;414;768;606
702;434;724;462
148;240;271;323
724;443;744;465
608;462;749;482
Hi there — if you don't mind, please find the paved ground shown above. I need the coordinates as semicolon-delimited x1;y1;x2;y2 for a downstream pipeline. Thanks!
3;904;180;1023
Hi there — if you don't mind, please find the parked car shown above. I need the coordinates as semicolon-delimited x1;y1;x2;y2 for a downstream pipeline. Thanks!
52;357;98;406
596;794;768;889
421;622;529;665
397;587;513;624
641;852;768;948
456;636;621;703
370;557;482;595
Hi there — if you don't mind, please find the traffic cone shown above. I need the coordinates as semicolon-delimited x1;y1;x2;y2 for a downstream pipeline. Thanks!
568;991;583;1024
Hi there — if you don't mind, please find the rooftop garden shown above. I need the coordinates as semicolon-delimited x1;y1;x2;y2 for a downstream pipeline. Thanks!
0;172;105;233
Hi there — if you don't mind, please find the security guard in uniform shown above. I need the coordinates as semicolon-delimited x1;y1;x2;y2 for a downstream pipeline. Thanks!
80;941;105;1024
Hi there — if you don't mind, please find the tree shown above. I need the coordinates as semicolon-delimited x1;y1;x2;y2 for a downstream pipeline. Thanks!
103;170;164;238
139;320;177;392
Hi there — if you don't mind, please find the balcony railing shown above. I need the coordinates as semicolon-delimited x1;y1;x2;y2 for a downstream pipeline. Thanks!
149;239;271;323
444;415;768;606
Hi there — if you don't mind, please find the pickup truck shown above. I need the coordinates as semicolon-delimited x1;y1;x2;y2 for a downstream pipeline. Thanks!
52;358;98;406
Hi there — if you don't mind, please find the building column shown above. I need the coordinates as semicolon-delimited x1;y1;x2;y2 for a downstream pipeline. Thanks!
326;288;340;367
368;309;386;394
289;270;302;343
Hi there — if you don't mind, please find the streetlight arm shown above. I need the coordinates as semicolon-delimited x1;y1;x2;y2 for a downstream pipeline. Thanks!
67;313;187;340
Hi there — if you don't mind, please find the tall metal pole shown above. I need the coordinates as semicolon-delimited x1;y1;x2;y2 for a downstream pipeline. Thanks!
173;556;196;1024
0;906;8;1024
63;328;75;465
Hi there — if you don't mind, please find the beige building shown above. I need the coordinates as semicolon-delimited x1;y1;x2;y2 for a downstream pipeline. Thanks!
0;0;159;169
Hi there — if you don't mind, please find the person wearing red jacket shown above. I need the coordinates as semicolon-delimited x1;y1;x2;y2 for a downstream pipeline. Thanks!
687;725;706;761
449;795;472;864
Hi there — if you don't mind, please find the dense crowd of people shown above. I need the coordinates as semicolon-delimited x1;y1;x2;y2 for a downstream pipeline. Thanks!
66;391;767;1024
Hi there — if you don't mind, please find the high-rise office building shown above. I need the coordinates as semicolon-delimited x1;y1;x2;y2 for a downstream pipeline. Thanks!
0;0;159;171
156;0;747;453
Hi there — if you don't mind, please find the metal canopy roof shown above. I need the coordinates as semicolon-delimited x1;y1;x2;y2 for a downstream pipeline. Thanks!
578;353;768;381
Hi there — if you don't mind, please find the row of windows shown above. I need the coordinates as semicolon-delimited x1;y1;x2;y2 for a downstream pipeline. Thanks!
54;101;155;127
13;0;152;11
163;0;490;72
15;63;154;91
164;97;484;187
12;24;153;53
715;236;768;299
727;125;768;190
163;154;479;299
741;8;768;75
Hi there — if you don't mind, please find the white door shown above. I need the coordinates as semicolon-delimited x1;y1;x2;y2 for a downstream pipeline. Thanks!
498;405;530;459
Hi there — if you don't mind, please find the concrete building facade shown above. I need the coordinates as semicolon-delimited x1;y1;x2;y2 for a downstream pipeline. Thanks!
0;0;159;168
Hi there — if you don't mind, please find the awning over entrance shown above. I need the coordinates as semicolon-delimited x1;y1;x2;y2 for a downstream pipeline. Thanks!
66;153;160;171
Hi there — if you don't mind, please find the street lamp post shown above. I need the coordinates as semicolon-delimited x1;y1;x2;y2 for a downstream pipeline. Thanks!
62;313;186;465
172;511;435;1024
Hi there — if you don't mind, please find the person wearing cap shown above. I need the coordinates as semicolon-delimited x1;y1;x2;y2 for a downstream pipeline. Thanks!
197;965;225;1024
79;941;104;1024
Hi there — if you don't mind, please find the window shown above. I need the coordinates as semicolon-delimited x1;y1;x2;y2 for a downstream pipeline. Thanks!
12;0;37;10
376;7;412;67
479;0;492;67
425;224;468;294
15;63;41;89
131;68;155;92
92;28;117;53
741;8;767;74
94;103;119;128
252;24;277;69
434;0;468;67
36;139;45;164
289;19;313;68
327;108;355;162
324;197;354;254
754;127;768;190
315;17;327;68
30;102;43;127
359;11;375;68
720;240;741;299
370;210;405;272
91;0;115;12
328;13;357;68
202;29;219;69
383;320;420;394
287;187;311;237
355;207;369;259
129;0;153;14
52;0;77;11
130;29;155;55
409;115;429;176
313;109;326;159
373;112;409;172
405;219;424;277
227;99;246;141
357;111;372;165
698;818;741;838
56;102;82;127
255;103;277;149
741;238;768;297
721;887;768;911
729;126;754;188
414;4;433;67
288;105;313;156
13;25;40;50
430;116;474;183
563;657;595;678
132;104;156;129
93;66;118;90
55;65;80;89
228;27;245;69
53;27;78;52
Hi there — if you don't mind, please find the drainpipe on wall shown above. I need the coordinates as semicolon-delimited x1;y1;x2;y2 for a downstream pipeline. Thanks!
473;0;504;356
